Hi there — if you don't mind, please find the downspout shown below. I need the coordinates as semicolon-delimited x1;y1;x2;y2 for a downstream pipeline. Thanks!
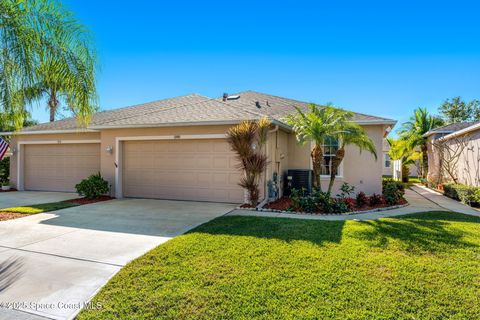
257;125;279;209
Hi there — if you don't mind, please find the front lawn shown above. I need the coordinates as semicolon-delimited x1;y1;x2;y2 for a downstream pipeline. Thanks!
0;201;79;221
79;212;480;319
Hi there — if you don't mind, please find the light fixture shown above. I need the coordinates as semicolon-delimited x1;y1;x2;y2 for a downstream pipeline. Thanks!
105;146;113;154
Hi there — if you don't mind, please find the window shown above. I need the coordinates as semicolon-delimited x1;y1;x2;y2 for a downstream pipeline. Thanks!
321;137;340;176
384;154;391;168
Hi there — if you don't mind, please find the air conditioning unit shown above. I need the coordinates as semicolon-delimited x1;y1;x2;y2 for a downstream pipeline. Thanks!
284;169;313;196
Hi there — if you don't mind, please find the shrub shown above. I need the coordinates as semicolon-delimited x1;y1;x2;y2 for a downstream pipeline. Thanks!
331;199;350;213
343;198;356;211
355;192;368;208
313;189;334;213
337;182;355;199
290;188;317;212
382;180;405;205
443;184;460;200
443;183;480;206
0;157;9;183
75;173;110;199
368;194;384;206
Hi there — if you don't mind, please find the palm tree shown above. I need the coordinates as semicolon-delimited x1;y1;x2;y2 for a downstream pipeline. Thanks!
398;108;444;178
227;117;270;206
284;104;343;191
328;120;377;193
387;138;421;182
0;0;97;128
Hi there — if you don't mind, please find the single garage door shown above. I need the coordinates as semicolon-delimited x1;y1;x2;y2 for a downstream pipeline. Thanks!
123;139;244;203
24;143;101;192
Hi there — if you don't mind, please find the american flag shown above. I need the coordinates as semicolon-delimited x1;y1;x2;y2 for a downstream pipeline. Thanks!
0;138;9;161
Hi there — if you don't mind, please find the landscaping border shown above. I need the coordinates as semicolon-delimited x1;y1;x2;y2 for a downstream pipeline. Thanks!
235;202;409;216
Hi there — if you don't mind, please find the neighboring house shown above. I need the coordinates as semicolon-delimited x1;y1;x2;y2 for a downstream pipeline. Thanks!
0;91;395;203
382;138;419;177
425;121;480;186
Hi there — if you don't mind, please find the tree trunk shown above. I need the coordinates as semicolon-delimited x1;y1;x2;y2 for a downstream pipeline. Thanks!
48;90;58;122
311;144;323;191
328;147;345;194
421;144;428;179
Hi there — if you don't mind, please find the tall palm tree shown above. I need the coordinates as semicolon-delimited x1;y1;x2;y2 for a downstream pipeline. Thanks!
0;0;97;128
328;120;377;193
398;108;444;178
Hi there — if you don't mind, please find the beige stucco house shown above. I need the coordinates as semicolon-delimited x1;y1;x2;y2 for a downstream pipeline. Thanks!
426;121;480;186
1;91;395;203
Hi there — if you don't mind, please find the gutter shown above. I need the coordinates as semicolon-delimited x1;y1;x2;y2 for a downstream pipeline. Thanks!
439;122;480;141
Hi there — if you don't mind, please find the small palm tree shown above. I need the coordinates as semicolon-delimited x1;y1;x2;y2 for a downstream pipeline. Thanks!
227;117;270;206
387;138;421;182
398;108;443;178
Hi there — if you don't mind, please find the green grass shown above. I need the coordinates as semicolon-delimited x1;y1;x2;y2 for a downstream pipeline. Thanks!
78;212;480;320
0;201;78;214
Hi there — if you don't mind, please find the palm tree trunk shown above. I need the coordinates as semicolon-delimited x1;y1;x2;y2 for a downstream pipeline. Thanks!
311;143;323;191
328;147;345;194
48;89;58;122
421;144;428;179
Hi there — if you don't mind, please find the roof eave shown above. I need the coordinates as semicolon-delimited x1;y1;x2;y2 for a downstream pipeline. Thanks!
440;122;480;141
0;129;100;136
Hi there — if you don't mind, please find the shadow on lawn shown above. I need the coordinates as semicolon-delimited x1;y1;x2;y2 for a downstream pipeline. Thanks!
354;211;480;252
189;216;346;245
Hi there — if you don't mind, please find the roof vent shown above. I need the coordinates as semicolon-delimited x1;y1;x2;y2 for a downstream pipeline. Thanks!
255;101;261;108
226;95;240;100
222;93;228;102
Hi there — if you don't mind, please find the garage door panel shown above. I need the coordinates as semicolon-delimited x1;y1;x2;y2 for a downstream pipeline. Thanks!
123;139;243;203
24;144;100;192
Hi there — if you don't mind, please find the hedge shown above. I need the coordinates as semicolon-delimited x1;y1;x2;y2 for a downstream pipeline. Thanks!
443;183;480;206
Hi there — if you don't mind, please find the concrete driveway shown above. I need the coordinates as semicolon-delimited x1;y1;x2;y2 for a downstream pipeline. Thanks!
0;191;78;208
0;192;235;320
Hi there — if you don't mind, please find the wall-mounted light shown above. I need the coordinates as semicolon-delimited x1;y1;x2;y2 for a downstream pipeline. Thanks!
105;146;113;154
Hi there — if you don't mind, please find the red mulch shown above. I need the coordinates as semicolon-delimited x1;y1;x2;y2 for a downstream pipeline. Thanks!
264;196;407;214
240;203;256;208
65;195;114;205
0;212;33;221
0;188;17;193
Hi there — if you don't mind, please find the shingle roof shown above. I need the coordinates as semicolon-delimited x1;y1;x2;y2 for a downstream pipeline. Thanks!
218;91;396;124
423;121;480;137
19;90;395;132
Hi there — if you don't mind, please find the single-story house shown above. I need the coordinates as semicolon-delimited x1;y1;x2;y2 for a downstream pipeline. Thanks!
1;91;395;203
425;121;480;186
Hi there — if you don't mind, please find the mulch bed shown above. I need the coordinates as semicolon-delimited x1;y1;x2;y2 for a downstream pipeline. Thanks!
65;195;114;205
264;197;407;214
0;188;17;193
0;212;34;221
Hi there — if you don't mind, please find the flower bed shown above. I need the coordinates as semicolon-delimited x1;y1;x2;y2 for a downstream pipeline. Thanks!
0;188;17;193
65;195;114;205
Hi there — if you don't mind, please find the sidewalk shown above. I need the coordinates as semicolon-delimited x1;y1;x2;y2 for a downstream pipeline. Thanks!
228;184;479;221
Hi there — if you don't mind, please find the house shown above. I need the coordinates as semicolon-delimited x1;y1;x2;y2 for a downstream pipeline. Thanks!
425;121;480;186
0;91;395;203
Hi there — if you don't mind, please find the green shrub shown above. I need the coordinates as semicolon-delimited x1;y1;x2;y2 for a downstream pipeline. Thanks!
0;157;9;183
331;199;349;213
75;173;110;199
290;188;334;213
443;183;480;206
382;180;405;205
337;182;355;199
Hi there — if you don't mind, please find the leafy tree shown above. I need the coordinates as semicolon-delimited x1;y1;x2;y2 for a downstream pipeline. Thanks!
0;0;97;128
439;97;480;124
398;107;444;178
285;104;377;194
387;138;421;182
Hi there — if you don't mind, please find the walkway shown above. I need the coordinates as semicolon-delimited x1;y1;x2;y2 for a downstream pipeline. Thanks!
228;184;480;221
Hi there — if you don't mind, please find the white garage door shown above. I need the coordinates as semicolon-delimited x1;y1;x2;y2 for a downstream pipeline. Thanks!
122;139;244;203
24;144;101;192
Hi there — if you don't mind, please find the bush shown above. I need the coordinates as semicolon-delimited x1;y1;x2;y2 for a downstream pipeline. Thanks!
332;199;350;213
290;188;335;213
369;194;385;206
382;180;405;205
342;198;356;211
75;173;110;199
0;157;9;183
337;182;355;199
443;183;480;206
356;192;368;208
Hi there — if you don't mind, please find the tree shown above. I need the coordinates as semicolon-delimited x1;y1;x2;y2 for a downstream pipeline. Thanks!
284;104;377;194
227;117;270;206
0;0;97;128
430;136;469;184
284;104;344;191
387;138;421;182
439;97;480;124
399;108;444;178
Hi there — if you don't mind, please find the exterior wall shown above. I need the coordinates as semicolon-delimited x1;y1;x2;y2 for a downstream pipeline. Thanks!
456;130;480;186
286;124;384;195
427;133;448;184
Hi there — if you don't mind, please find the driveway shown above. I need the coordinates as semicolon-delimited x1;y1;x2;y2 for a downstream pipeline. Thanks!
0;193;235;320
0;191;78;208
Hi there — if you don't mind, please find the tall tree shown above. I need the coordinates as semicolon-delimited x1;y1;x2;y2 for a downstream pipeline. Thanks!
439;97;480;124
0;0;97;128
399;107;444;178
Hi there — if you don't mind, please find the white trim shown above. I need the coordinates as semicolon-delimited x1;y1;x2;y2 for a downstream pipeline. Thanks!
114;134;228;199
440;122;480;141
16;139;101;191
0;129;99;135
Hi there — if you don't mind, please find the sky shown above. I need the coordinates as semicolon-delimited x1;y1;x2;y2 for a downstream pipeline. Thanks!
34;0;480;133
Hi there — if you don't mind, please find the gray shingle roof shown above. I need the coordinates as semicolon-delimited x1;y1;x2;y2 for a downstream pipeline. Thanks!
20;91;395;132
428;122;480;134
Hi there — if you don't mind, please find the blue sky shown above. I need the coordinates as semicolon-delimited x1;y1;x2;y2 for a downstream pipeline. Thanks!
35;0;480;132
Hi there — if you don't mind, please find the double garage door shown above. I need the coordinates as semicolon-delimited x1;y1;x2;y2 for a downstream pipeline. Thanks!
23;139;244;203
122;139;244;203
24;143;101;192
